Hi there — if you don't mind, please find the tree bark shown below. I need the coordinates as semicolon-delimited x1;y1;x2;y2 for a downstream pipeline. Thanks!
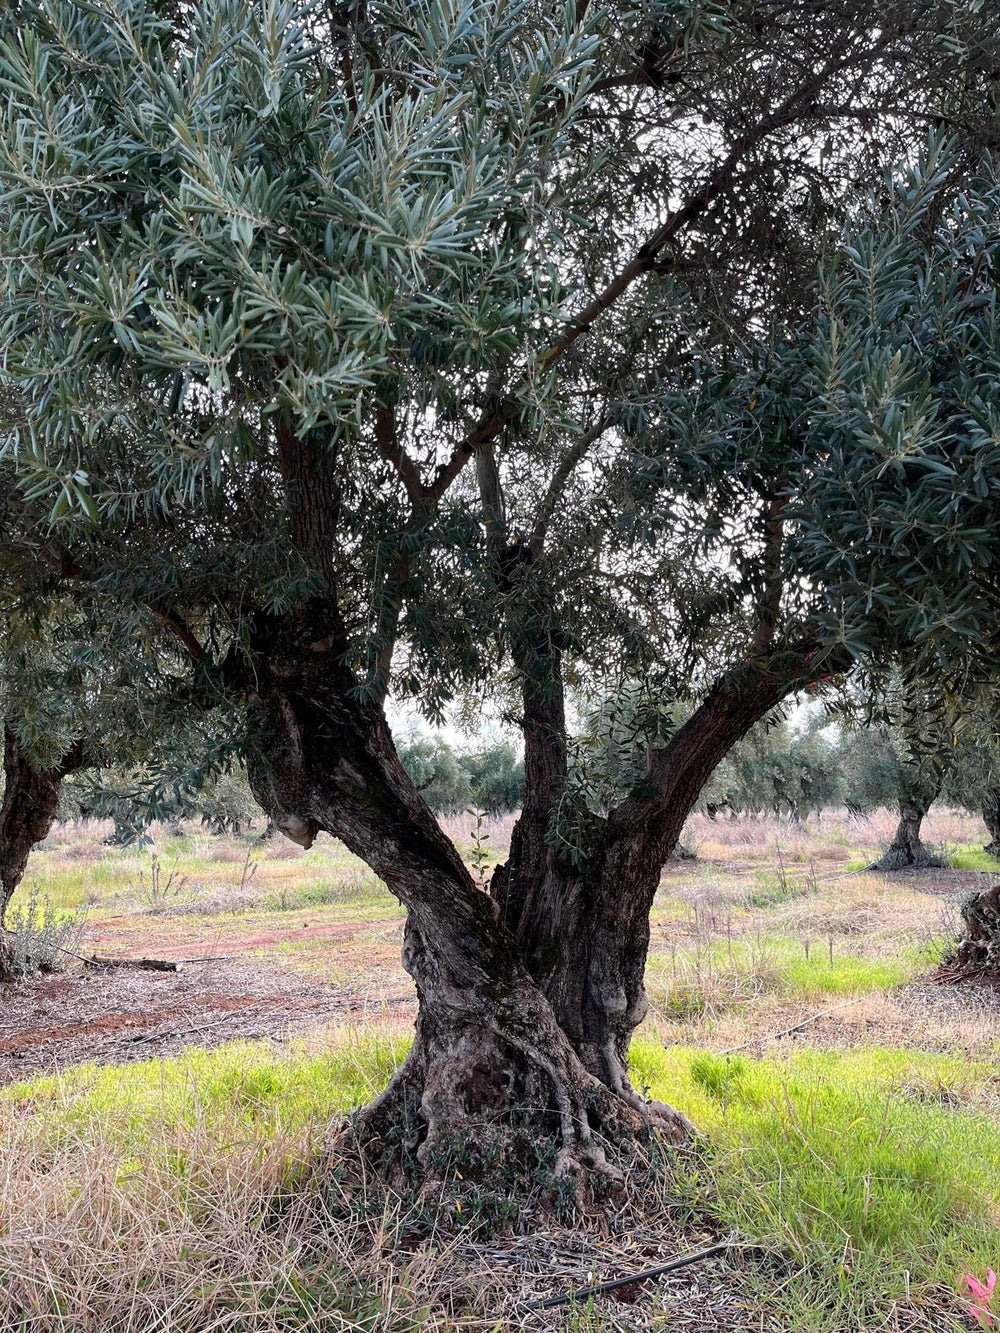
983;790;1000;858
954;884;1000;973
553;659;809;1097
0;728;86;980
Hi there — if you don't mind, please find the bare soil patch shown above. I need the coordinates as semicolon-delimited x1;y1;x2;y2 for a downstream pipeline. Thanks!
0;959;414;1083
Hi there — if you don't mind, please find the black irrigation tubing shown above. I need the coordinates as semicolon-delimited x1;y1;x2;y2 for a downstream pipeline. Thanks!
525;1238;733;1311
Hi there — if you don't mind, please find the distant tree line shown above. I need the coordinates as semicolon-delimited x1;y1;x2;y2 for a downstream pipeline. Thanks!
50;735;526;843
396;738;525;816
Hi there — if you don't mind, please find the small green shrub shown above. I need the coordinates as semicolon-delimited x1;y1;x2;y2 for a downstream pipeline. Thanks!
2;888;85;977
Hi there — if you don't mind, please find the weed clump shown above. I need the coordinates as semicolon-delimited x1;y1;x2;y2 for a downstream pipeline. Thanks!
2;887;85;978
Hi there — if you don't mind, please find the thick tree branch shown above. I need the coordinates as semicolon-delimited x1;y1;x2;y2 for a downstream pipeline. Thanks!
148;607;208;665
610;641;850;862
528;417;610;558
368;545;409;707
374;402;424;504
476;439;507;557
274;415;344;627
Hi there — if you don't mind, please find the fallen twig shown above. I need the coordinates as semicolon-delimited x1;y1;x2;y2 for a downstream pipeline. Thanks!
84;955;179;972
122;1014;239;1045
525;1239;732;1310
719;997;865;1055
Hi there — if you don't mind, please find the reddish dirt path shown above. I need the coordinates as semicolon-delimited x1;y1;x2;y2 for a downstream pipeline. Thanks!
0;960;415;1084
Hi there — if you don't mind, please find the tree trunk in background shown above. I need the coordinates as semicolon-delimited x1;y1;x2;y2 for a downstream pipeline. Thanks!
871;790;942;871
0;729;85;980
983;791;1000;858
954;884;1000;973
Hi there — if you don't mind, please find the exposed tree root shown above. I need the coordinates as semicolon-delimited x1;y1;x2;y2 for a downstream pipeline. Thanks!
332;1022;692;1229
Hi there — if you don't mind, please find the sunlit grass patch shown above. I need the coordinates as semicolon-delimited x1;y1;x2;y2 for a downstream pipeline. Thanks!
262;872;401;915
0;1028;432;1332
3;1029;410;1156
744;865;818;909
948;843;1000;873
13;856;145;911
633;1040;1000;1331
778;949;913;997
647;935;917;1018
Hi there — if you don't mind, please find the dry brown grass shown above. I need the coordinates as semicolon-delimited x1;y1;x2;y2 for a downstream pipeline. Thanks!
0;1114;444;1332
680;806;989;865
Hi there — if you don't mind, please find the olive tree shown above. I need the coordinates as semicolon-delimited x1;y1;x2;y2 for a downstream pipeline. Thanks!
1;0;996;1192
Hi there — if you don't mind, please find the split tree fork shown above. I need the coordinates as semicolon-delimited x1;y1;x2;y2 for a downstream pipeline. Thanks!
157;409;837;1192
0;727;89;980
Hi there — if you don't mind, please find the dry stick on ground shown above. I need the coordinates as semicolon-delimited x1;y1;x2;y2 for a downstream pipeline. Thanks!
41;940;233;971
85;953;236;969
84;955;179;972
525;1239;735;1311
718;997;868;1056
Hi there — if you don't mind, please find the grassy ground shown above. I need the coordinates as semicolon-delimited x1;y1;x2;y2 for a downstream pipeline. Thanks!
4;807;1000;1330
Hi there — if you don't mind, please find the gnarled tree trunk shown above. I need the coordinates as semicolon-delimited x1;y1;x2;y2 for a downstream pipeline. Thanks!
0;728;86;980
871;789;942;871
982;790;1000;858
247;431;691;1197
245;642;680;1200
246;421;829;1204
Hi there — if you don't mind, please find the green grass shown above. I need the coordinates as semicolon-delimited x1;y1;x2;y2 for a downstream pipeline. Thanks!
13;858;146;910
10;838;404;925
7;1033;1000;1329
948;843;1000;872
3;1032;409;1158
778;951;912;996
634;1041;1000;1331
745;867;817;908
647;936;917;1009
262;873;401;915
